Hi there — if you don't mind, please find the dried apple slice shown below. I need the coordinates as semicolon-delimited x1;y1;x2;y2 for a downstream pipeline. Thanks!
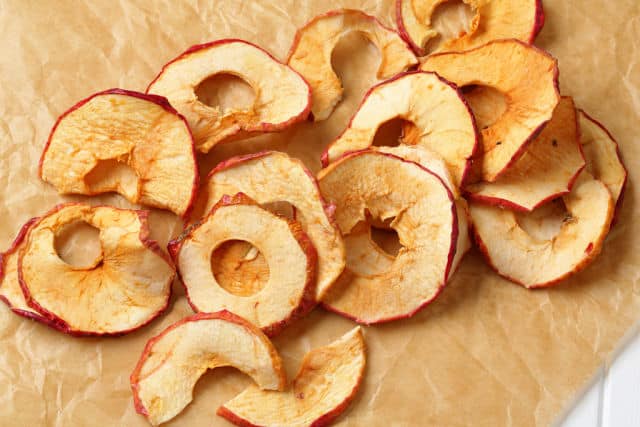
131;311;286;426
170;193;317;337
287;9;417;121
18;203;174;336
578;110;627;210
322;71;479;187
397;0;544;56
147;39;311;153
421;39;560;182
0;218;49;323
466;97;586;211
193;151;345;301
470;173;614;288
219;327;365;427
318;150;457;324
39;89;198;218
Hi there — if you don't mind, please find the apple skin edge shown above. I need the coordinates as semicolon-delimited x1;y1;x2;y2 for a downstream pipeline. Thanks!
38;88;200;220
130;310;287;420
147;38;312;138
320;70;480;189
16;202;175;337
395;0;546;57
168;192;319;337
319;149;459;325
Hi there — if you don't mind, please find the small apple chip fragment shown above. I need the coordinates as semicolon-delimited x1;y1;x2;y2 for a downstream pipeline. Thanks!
170;193;317;337
18;203;174;336
39;89;198;218
131;311;286;426
218;327;365;427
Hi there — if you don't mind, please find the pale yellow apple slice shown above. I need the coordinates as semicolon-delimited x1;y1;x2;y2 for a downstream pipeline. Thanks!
39;89;198;218
318;150;457;324
421;39;560;182
470;173;614;288
287;9;417;121
131;311;286;426
170;193;317;337
578;110;627;209
396;0;544;55
0;218;48;323
218;327;365;427
18;203;174;336
466;97;586;211
148;39;311;152
322;71;478;188
193;151;345;301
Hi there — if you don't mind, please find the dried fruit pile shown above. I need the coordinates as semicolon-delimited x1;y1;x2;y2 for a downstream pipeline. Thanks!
0;2;627;426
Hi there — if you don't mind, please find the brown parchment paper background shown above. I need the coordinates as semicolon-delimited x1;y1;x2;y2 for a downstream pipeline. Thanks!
0;1;638;426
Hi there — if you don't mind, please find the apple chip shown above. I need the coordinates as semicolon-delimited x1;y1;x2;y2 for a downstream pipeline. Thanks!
318;151;457;324
421;39;560;182
193;151;345;300
397;0;544;55
578;110;627;209
287;9;417;121
147;39;311;153
470;173;614;288
39;89;198;218
466;97;586;211
0;218;48;323
170;193;317;336
219;327;365;427
131;311;286;426
18;203;174;336
322;71;479;187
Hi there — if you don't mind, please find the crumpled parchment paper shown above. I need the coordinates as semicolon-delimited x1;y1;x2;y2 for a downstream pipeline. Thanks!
0;1;638;426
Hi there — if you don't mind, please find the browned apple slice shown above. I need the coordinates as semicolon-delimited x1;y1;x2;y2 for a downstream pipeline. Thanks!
147;39;311;153
318;150;457;324
193;151;345;301
466;97;586;211
421;39;560;182
470;173;614;288
0;218;49;323
18;203;174;336
578;110;627;212
218;327;365;427
39;89;198;218
322;71;479;187
287;9;417;121
131;311;286;426
170;193;317;337
397;0;544;56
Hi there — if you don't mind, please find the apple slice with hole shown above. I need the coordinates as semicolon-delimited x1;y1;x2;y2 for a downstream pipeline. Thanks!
466;97;586;211
131;310;286;426
39;89;198;218
421;39;560;182
287;9;417;121
318;150;457;324
0;218;49;323
218;327;365;427
192;151;345;301
18;203;174;336
396;0;544;56
578;110;627;214
147;39;311;153
322;71;479;188
470;173;614;288
169;193;317;337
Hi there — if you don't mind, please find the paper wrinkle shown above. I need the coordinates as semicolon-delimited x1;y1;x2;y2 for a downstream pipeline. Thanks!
0;1;639;426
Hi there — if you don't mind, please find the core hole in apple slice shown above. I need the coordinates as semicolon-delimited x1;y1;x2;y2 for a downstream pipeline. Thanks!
211;240;269;297
370;225;401;257
53;220;103;269
85;159;140;201
462;85;508;130
195;73;256;112
514;199;567;242
371;117;412;148
422;0;474;53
